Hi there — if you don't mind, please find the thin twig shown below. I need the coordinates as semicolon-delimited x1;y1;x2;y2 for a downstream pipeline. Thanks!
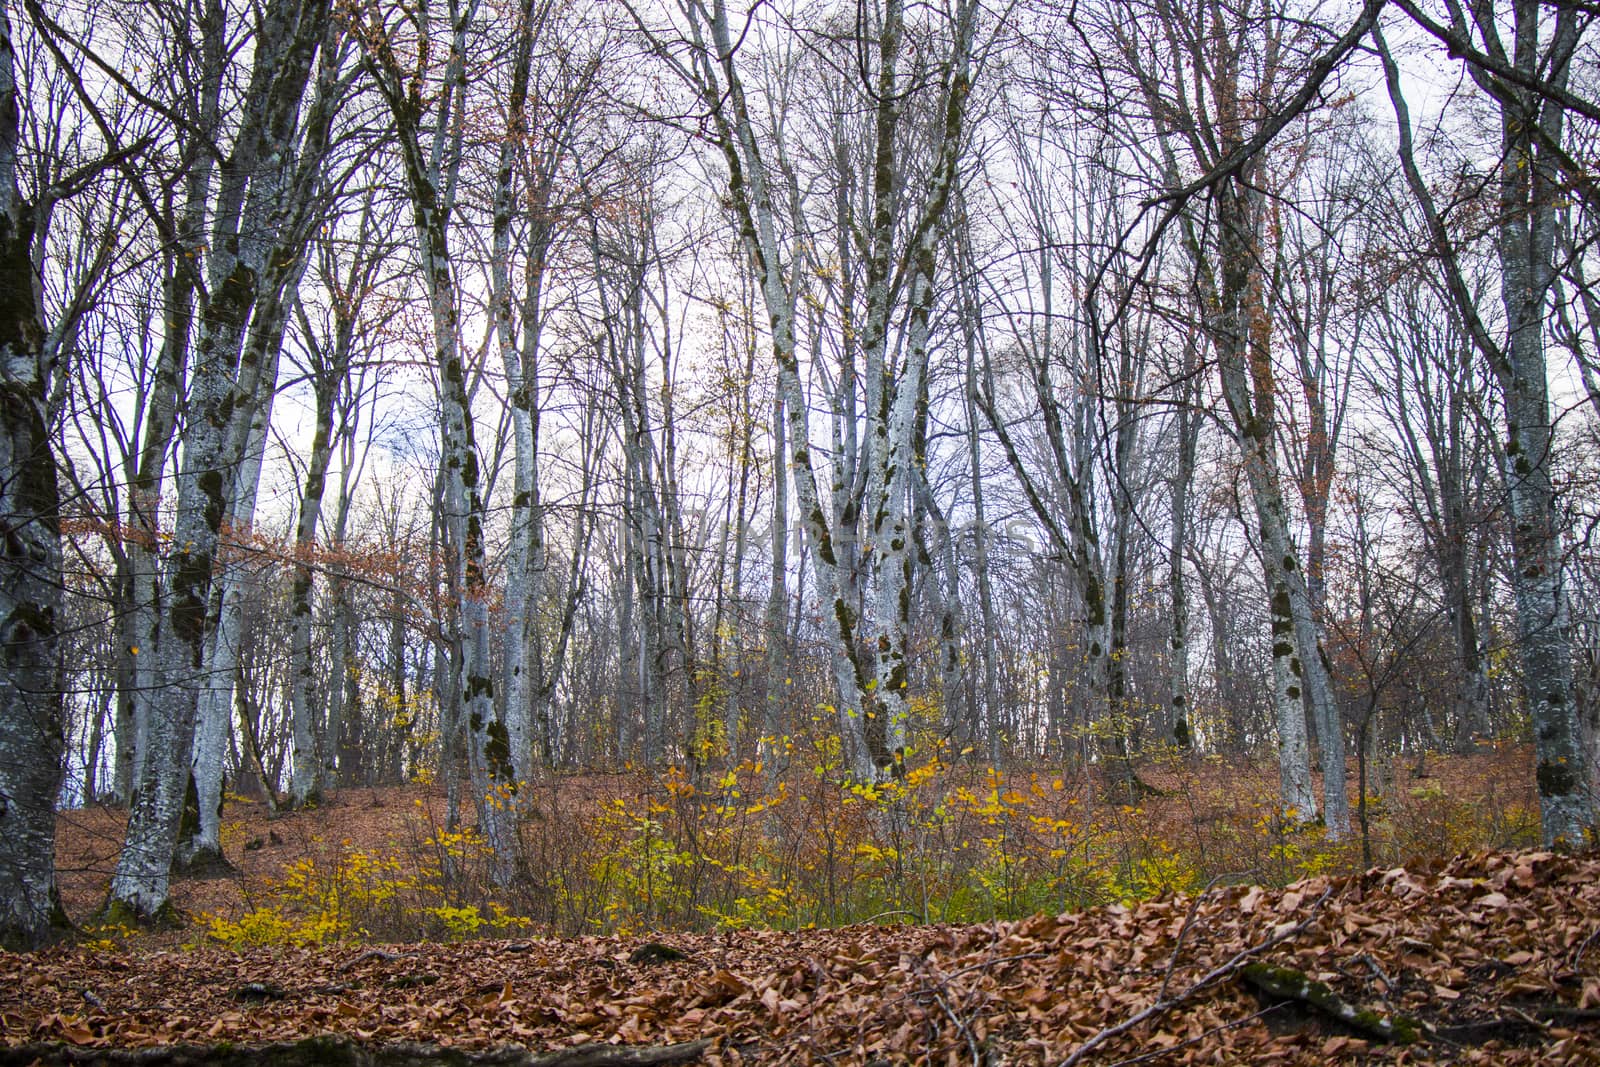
1572;925;1600;972
923;975;983;1067
337;949;418;972
1156;871;1253;1003
1340;952;1396;1007
860;910;917;925
1506;1005;1552;1032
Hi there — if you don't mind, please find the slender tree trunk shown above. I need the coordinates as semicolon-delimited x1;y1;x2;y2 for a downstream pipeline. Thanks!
1220;361;1320;824
287;377;337;806
669;0;975;781
957;273;1002;764
722;400;754;761
114;318;186;808
362;0;516;882
614;509;635;761
763;390;788;759
531;404;597;767
324;377;363;787
385;577;407;783
486;0;574;781
1162;162;1327;826
183;376;276;868
1169;353;1199;749
1205;175;1321;823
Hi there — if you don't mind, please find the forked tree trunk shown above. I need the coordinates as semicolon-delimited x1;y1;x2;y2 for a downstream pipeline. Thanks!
108;0;341;919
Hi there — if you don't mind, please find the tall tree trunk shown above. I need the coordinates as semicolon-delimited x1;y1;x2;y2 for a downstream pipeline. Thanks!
1183;164;1324;824
763;390;788;761
1490;2;1589;844
324;354;365;787
108;0;340;918
486;0;581;780
531;402;598;767
1377;15;1593;844
1168;347;1199;749
113;299;187;809
1215;298;1320;824
0;0;67;945
109;0;222;809
667;0;976;781
956;264;1001;764
362;0;516;883
720;379;755;762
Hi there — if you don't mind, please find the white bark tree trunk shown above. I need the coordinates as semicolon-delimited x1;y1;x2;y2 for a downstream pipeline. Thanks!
1377;15;1594;845
360;0;517;883
656;0;976;781
0;0;67;945
287;374;337;808
184;386;275;868
109;0;342;918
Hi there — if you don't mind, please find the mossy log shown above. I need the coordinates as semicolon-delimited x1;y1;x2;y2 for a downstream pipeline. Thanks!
1242;962;1419;1043
0;1036;713;1067
627;942;690;965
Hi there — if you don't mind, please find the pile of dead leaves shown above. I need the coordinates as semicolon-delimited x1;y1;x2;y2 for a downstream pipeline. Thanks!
5;849;1598;1065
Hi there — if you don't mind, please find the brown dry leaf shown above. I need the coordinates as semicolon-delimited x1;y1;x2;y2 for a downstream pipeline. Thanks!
11;846;1600;1065
1235;883;1260;921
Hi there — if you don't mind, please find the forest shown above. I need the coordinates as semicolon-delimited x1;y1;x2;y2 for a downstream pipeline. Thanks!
0;0;1599;961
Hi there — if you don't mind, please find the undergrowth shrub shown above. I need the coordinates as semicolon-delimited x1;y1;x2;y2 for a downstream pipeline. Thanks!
512;729;1376;936
202;807;533;948
1382;779;1540;861
198;726;1542;946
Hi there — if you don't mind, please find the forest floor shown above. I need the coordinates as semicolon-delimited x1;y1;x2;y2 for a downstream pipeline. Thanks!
7;745;1598;1064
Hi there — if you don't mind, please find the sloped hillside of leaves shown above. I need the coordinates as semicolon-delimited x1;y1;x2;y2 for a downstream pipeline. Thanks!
6;850;1598;1065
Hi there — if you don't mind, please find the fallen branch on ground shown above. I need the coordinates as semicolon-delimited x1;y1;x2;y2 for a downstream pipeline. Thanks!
1240;962;1419;1043
1061;884;1335;1066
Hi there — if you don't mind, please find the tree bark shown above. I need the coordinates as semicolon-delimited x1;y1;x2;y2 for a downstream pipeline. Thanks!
109;0;342;917
183;386;274;869
360;0;517;882
287;371;337;807
0;0;68;946
1377;14;1593;844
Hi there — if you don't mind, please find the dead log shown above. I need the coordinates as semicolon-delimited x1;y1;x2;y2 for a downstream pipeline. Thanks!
1241;962;1419;1043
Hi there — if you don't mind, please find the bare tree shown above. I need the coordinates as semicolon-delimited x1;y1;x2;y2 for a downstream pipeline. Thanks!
1376;1;1598;844
1084;0;1351;828
355;0;518;882
634;0;980;778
